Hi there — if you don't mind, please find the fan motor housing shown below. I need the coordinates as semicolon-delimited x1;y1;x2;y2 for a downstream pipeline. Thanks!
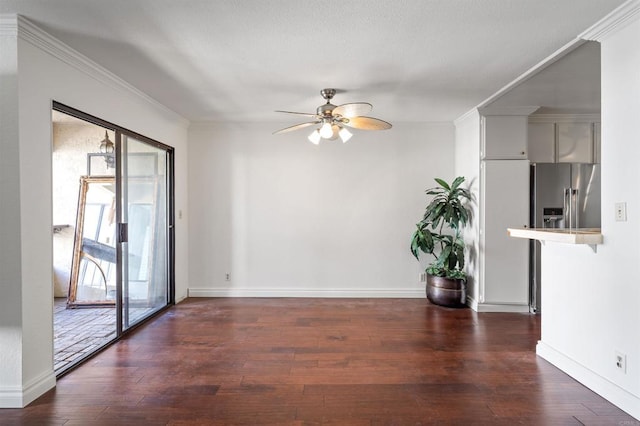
317;103;336;117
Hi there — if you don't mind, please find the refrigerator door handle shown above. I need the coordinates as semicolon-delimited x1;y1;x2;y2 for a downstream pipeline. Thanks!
564;188;570;229
574;188;580;229
564;187;579;229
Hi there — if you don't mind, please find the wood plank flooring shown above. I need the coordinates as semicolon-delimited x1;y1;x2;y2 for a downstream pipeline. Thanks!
3;298;638;425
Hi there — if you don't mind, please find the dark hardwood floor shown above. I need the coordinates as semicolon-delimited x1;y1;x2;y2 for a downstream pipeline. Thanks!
3;298;638;425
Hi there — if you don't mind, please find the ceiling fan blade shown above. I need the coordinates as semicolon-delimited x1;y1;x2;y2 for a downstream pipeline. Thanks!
273;121;319;135
332;102;372;118
343;116;392;130
275;110;318;118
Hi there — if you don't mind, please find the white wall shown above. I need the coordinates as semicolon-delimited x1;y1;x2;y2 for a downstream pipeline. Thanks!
188;121;455;297
536;6;640;419
0;16;24;406
0;16;189;407
454;111;481;303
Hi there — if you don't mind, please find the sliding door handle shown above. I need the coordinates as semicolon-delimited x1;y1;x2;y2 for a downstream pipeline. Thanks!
117;223;128;243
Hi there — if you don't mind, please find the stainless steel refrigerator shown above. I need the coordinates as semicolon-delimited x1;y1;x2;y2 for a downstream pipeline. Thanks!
529;163;601;312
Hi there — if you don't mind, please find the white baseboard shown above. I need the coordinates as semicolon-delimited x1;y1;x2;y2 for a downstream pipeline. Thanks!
467;298;531;313
0;370;56;408
188;287;425;298
537;341;640;420
0;386;24;409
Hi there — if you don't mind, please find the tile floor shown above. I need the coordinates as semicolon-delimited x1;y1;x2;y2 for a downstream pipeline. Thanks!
53;298;117;373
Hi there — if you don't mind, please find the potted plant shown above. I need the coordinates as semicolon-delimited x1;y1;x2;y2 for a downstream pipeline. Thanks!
410;176;471;308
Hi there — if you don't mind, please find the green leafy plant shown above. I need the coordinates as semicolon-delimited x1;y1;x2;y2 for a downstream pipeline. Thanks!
410;176;471;280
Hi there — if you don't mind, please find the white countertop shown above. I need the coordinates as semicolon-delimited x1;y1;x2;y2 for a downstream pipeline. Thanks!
507;227;603;245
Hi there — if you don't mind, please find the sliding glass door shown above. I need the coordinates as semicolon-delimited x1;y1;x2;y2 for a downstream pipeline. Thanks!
52;101;175;375
118;134;171;330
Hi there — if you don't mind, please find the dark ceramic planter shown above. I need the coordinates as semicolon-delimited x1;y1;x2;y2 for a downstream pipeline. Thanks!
426;274;467;308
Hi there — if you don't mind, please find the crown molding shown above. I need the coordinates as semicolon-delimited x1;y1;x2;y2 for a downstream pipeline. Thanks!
0;14;18;36
11;15;189;128
453;108;480;127
455;106;542;127
580;0;640;41
477;106;540;116
528;113;601;123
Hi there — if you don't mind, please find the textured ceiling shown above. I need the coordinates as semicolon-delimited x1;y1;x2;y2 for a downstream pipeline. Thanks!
1;0;625;122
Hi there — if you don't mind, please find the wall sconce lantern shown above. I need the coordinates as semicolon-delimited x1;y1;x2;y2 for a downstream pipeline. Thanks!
99;131;115;169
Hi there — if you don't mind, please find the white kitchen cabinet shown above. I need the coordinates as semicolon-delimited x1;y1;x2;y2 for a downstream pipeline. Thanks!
480;160;530;306
558;122;593;163
481;115;528;159
455;109;534;312
528;122;555;163
527;115;600;164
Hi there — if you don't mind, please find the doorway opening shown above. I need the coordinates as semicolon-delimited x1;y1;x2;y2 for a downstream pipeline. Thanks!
51;103;174;375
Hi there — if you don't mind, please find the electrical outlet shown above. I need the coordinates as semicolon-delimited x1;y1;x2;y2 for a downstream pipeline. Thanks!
419;272;427;282
615;202;627;222
615;351;627;373
225;273;231;281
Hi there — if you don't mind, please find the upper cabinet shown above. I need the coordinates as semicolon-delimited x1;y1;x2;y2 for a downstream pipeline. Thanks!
558;122;594;162
527;122;555;162
528;115;601;164
479;107;539;160
481;115;528;160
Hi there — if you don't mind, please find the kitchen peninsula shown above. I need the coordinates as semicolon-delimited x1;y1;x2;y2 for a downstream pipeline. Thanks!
508;227;603;245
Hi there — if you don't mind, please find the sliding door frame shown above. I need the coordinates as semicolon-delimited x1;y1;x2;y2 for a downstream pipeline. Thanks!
52;101;175;347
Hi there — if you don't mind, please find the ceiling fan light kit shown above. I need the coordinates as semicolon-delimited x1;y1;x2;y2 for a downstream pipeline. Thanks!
274;88;391;144
308;129;321;145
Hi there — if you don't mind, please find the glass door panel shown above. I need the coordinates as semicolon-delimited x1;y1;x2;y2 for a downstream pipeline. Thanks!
120;135;169;329
52;102;174;375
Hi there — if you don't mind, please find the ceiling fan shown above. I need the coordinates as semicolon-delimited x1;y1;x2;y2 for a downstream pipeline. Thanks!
273;88;392;144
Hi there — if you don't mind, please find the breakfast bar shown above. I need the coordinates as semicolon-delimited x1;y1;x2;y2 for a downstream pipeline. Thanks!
507;227;603;245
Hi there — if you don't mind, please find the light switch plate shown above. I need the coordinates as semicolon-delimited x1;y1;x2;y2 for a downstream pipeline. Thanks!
615;202;627;222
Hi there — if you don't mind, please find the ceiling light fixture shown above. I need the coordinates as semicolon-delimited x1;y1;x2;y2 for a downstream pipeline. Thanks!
274;88;392;145
338;127;352;143
308;129;321;145
319;122;333;139
311;121;352;143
